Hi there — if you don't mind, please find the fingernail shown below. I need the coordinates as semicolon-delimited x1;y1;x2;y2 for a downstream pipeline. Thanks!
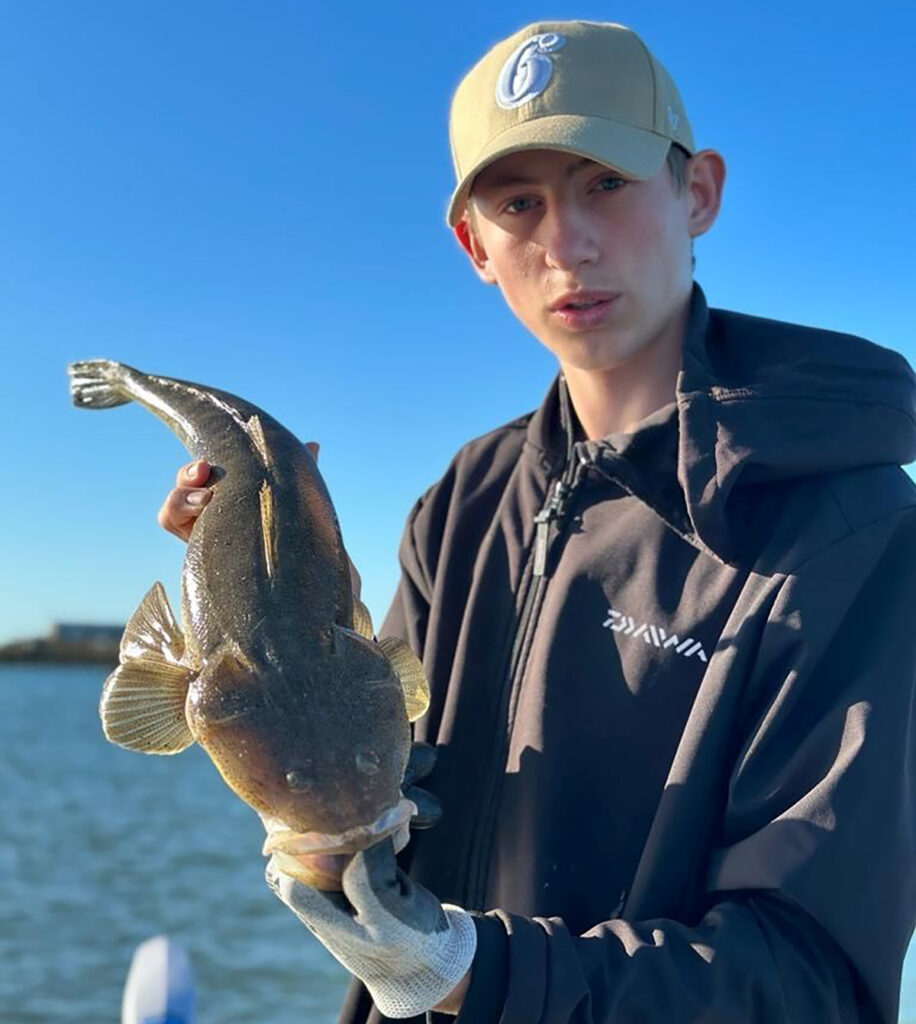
186;463;200;478
186;490;208;506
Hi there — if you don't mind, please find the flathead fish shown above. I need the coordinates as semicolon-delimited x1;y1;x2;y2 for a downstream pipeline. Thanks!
68;359;429;887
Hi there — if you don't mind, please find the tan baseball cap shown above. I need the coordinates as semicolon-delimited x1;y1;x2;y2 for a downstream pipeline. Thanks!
447;20;695;226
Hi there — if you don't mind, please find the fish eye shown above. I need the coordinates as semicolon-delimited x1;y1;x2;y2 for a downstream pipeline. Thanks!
285;768;314;792
355;749;381;776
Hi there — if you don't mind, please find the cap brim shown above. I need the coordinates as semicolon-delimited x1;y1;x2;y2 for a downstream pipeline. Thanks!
446;113;673;227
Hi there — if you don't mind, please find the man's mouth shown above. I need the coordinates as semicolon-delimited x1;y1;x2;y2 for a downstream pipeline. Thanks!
549;292;619;326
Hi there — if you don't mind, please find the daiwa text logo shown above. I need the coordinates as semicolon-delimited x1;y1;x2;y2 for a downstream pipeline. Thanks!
602;608;708;663
495;33;565;109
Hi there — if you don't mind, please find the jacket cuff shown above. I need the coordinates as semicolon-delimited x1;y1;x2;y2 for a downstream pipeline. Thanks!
452;912;508;1023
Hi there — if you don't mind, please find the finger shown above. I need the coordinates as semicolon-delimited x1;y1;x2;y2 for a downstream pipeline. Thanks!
405;786;443;831
403;742;438;789
157;487;212;541
344;840;445;933
305;442;320;461
175;460;211;488
342;838;401;912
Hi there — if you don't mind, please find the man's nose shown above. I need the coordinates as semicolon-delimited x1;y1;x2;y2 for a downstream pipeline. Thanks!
540;202;600;271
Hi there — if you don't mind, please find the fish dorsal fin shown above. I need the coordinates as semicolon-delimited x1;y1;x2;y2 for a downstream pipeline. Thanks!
377;636;430;723
352;596;374;639
246;414;273;469
99;582;195;754
100;658;195;754
120;581;186;666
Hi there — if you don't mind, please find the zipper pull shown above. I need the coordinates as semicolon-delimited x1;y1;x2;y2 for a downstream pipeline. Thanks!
533;514;551;578
533;480;568;577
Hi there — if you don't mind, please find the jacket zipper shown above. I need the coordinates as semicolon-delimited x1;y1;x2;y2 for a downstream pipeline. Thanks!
533;477;571;577
463;449;587;909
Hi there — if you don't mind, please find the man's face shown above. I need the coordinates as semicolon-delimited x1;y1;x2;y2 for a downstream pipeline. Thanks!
459;149;709;373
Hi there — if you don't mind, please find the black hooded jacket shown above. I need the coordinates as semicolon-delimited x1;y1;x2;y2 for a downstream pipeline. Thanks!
338;285;916;1023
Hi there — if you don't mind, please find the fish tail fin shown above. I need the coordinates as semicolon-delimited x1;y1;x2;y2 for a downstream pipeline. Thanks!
68;359;131;409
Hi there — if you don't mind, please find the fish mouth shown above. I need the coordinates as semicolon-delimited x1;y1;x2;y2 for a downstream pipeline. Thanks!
261;797;416;858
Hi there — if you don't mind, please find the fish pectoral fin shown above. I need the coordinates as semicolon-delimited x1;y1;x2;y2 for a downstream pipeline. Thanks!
352;596;374;639
377;637;430;723
99;581;195;752
99;658;195;754
120;581;187;666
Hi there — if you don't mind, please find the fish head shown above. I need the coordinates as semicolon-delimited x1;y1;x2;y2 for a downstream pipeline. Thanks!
186;633;412;851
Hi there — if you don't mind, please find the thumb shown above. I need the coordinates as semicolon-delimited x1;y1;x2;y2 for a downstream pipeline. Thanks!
306;441;320;461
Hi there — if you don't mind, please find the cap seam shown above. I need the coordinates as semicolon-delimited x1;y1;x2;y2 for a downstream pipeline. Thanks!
630;32;658;131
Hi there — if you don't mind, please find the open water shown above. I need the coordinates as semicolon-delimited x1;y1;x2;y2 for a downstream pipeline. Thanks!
2;664;915;1022
0;665;349;1023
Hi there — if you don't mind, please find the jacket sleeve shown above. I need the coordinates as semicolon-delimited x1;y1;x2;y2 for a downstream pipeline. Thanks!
455;504;916;1024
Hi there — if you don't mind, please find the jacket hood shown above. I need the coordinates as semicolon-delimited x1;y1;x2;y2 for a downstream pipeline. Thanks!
528;285;916;563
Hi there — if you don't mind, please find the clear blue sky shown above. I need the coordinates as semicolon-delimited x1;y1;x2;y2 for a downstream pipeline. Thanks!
1;0;914;643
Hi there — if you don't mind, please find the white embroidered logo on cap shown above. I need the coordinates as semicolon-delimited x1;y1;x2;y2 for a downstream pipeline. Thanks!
495;32;565;110
667;106;679;132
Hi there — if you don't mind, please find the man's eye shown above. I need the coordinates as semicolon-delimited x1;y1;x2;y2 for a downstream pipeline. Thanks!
504;196;537;214
595;176;625;193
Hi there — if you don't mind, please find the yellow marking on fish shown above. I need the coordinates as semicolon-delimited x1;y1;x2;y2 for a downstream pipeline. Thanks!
259;480;278;580
247;414;273;470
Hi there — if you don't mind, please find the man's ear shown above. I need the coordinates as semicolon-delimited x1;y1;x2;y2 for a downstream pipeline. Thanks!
685;149;725;240
454;212;498;285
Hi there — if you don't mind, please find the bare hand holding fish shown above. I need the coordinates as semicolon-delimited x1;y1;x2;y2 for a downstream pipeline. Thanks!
69;359;434;890
157;459;215;542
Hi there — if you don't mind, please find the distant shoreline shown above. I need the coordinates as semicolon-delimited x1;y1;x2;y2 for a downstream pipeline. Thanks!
0;638;118;665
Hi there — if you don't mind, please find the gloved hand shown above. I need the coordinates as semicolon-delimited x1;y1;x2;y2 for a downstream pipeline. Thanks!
266;836;476;1019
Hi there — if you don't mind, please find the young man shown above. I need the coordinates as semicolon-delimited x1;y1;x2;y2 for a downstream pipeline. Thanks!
161;21;916;1023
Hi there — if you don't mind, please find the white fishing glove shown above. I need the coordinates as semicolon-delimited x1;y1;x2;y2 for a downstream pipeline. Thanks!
265;837;476;1019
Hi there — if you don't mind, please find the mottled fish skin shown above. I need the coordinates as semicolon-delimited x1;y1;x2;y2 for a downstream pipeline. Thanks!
70;359;411;840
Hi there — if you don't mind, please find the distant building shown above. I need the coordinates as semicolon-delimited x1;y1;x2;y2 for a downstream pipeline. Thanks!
0;621;126;664
51;622;124;647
